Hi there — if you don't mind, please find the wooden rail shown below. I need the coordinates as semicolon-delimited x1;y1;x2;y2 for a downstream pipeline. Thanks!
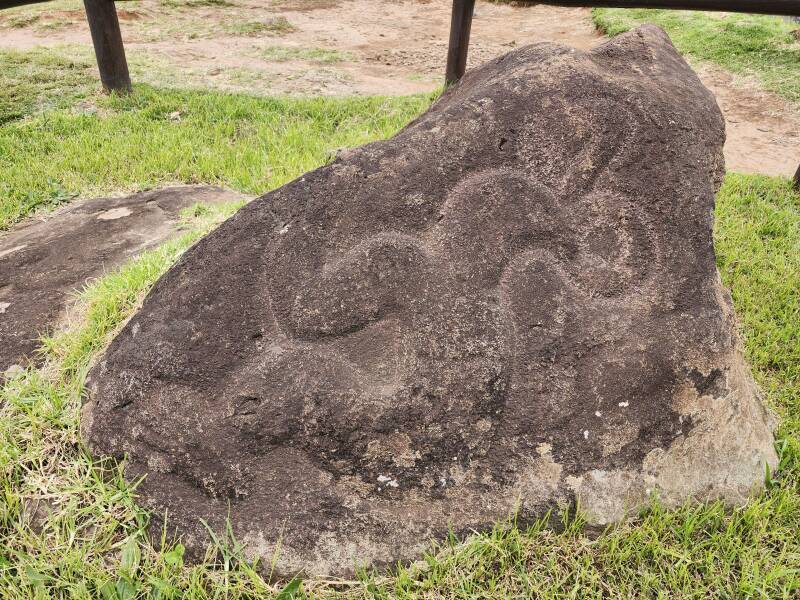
446;0;800;188
529;0;800;15
0;0;130;93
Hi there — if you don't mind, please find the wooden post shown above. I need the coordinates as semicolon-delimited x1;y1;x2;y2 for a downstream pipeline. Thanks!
445;0;476;85
83;0;131;93
793;163;800;191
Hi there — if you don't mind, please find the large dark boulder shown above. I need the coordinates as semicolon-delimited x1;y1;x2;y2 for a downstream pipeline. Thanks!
83;26;777;577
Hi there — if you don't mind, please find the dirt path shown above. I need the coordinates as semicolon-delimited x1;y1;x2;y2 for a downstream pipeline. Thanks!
1;0;797;176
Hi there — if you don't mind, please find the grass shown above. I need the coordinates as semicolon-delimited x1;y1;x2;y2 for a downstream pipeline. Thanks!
160;0;235;8
0;172;798;596
261;45;352;64
592;9;800;104
0;48;98;127
4;14;40;28
0;0;89;30
225;17;296;36
0;47;431;230
715;175;800;436
1;29;799;599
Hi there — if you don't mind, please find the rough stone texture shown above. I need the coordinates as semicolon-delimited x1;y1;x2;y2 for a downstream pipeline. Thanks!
0;186;245;375
83;27;777;578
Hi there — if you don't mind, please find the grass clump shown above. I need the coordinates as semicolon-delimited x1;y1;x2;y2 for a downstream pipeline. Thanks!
261;45;352;63
226;16;296;36
264;16;296;35
161;0;235;8
592;9;800;103
5;14;40;28
0;174;798;597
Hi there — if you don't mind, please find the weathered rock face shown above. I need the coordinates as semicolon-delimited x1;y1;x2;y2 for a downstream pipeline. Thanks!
83;26;777;577
0;186;244;377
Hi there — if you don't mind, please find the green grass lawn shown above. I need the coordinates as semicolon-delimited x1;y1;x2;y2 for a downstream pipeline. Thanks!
1;44;799;597
592;9;800;104
0;48;432;231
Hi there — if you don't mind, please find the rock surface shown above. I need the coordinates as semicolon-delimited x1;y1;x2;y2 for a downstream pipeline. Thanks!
83;27;777;578
0;186;245;375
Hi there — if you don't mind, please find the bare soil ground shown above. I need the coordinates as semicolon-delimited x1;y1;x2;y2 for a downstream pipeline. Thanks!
1;0;797;176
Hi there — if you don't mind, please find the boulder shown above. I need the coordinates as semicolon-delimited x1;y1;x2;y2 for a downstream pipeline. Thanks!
83;26;777;577
0;186;245;376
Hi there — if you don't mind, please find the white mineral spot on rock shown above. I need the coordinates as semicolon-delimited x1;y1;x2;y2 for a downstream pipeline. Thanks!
377;474;399;488
565;475;583;492
406;194;429;207
97;207;132;221
0;244;27;259
583;430;589;440
0;302;10;314
619;401;630;408
4;364;24;379
279;224;290;234
595;411;602;417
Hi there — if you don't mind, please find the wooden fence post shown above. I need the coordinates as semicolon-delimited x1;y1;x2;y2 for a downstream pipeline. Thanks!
445;0;476;85
83;0;131;93
793;163;800;191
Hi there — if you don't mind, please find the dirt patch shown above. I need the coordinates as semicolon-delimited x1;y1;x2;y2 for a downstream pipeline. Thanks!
0;186;246;375
0;0;797;176
696;64;800;177
116;9;146;21
49;9;85;20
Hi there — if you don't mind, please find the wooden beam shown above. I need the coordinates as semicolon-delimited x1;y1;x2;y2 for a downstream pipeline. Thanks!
0;0;51;7
83;0;131;93
445;0;476;85
793;163;800;191
1;0;133;8
530;0;800;16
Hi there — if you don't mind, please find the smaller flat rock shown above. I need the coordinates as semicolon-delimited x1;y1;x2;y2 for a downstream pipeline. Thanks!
0;185;247;373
